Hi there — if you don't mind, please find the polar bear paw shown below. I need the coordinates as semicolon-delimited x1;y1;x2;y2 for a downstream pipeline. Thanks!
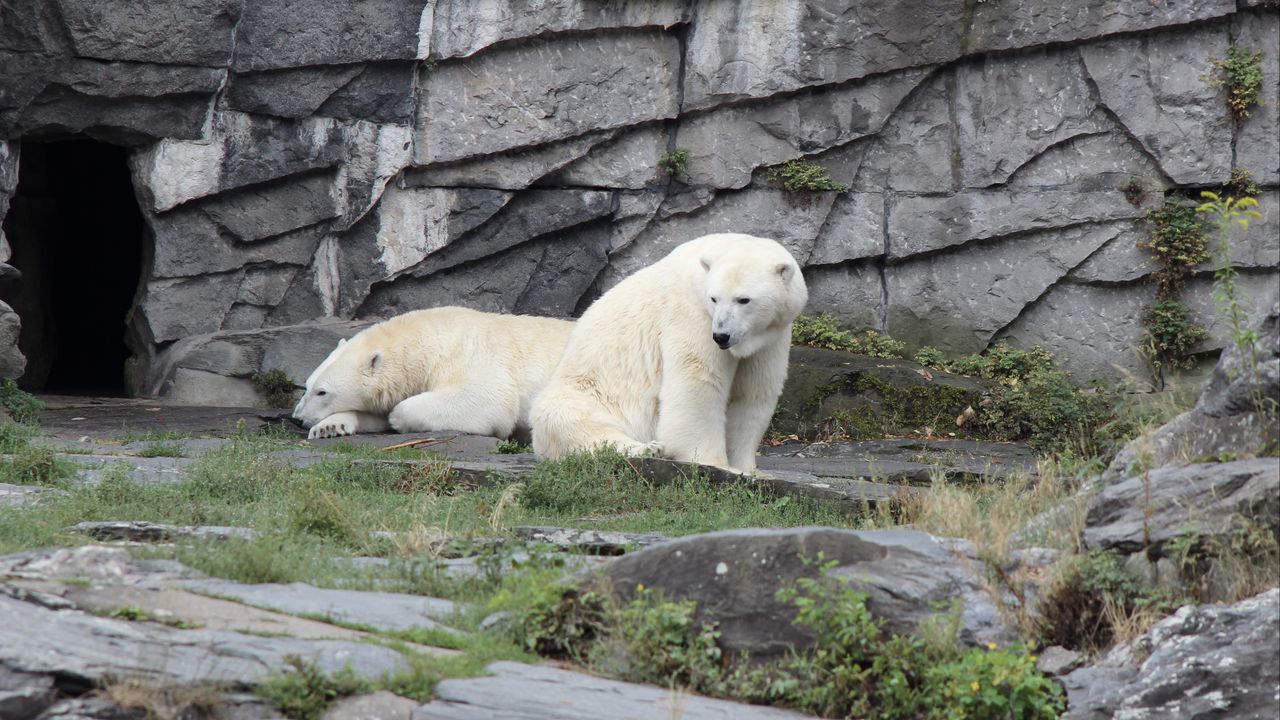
618;440;665;458
308;413;357;439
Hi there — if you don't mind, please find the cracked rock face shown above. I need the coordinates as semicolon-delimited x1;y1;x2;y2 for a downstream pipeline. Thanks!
0;3;1276;396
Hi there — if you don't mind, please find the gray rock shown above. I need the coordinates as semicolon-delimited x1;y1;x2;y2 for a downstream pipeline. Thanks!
324;692;418;720
3;55;221;143
0;585;411;688
511;526;667;556
0;482;44;508
995;282;1152;385
969;0;1235;51
413;31;679;164
233;0;429;72
66;521;256;543
1108;292;1280;473
770;346;988;441
405;131;616;191
955;49;1105;188
603;527;1016;660
889;190;1148;258
759;438;1038;485
200;171;342;244
803;261;885;333
1234;11;1280;186
886;223;1124;353
1062;588;1280;720
429;1;684;60
676;65;931;189
682;0;966;109
61;455;193;487
137;272;244;343
1007;131;1167;192
414;661;813;720
228;64;417;125
0;299;24;380
1036;645;1083;677
180;580;458;633
1081;24;1233;185
850;71;954;193
802;193;884;266
55;0;242;66
1083;459;1279;556
145;211;323;279
544;126;667;190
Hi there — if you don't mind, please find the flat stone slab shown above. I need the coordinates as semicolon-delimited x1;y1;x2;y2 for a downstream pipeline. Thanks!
414;661;814;720
0;482;46;508
512;526;667;555
0;583;412;688
58;453;194;486
760;438;1038;484
182;579;459;633
34;397;293;441
325;691;419;720
67;521;257;543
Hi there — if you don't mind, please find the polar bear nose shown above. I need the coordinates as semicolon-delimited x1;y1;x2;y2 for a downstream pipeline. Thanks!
712;332;731;348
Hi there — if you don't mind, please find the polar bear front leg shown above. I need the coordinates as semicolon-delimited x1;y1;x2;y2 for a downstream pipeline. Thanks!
654;354;733;469
308;411;389;439
725;339;791;473
389;386;518;438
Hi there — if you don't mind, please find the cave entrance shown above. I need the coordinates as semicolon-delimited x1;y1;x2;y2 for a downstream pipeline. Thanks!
0;139;145;395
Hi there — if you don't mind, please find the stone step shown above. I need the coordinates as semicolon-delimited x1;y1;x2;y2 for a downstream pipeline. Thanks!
414;661;814;720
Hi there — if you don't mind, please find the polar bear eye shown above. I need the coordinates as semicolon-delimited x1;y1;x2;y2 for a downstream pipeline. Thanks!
316;390;327;396
737;298;750;305
710;297;718;304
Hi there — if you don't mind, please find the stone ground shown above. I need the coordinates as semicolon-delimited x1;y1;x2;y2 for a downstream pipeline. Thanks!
0;395;1046;719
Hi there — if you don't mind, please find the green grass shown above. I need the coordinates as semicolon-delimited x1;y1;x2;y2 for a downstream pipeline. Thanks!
0;441;857;593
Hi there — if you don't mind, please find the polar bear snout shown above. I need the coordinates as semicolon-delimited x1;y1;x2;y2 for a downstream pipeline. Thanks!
712;332;732;349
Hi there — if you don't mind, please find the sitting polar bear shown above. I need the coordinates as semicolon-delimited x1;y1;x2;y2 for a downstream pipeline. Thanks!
293;306;574;440
532;233;808;473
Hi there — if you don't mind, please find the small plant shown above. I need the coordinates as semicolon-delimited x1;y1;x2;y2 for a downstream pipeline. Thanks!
791;314;904;358
1140;298;1208;371
1197;192;1267;351
609;585;723;689
0;378;43;424
251;368;299;408
1119;175;1148;207
768;159;847;192
1035;549;1176;653
1203;45;1266;121
1141;198;1211;297
495;439;532;454
256;655;371;720
510;584;608;660
137;439;185;458
1223;168;1260;199
914;346;946;369
0;444;71;486
658;149;690;180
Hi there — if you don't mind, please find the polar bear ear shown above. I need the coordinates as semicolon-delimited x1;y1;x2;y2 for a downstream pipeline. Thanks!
337;338;347;347
776;263;794;282
700;256;713;272
365;351;381;374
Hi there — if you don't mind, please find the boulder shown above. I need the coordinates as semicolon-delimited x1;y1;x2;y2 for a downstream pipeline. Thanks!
602;527;1017;660
414;661;812;720
1108;292;1279;475
1062;588;1280;719
1083;458;1280;556
770;347;987;441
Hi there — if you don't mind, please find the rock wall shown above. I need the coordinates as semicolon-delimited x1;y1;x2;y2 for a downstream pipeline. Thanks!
0;0;1277;401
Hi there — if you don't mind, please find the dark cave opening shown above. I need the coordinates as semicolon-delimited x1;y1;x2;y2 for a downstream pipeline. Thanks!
0;139;145;395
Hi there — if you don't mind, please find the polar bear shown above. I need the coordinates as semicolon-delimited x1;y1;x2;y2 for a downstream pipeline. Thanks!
531;233;808;473
293;306;574;441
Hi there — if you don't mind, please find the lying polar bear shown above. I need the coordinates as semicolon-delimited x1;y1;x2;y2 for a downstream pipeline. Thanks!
532;233;808;473
293;306;574;441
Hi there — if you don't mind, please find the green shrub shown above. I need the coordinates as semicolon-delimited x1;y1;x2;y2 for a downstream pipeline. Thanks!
0;444;72;486
792;314;904;358
768;159;847;192
495;439;532;454
1204;45;1266;121
658;149;690;179
510;584;608;661
0;379;44;424
1140;299;1208;371
1141;198;1211;296
257;655;371;720
612;585;723;689
942;344;1054;384
1035;550;1174;653
914;346;946;369
251;368;299;408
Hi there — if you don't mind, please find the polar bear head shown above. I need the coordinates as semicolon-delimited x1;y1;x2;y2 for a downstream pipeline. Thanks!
292;335;385;428
699;234;809;358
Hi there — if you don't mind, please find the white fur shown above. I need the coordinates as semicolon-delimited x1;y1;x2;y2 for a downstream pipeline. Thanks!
293;307;574;440
531;233;808;472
